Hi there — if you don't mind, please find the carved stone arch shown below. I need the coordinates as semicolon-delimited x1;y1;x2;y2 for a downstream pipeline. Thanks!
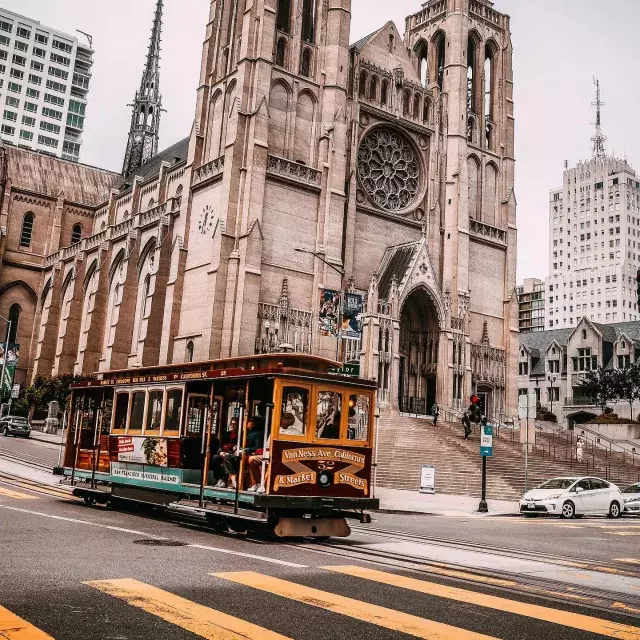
399;283;444;330
413;37;429;86
467;28;483;50
358;68;368;97
268;79;292;157
430;30;446;90
293;89;316;165
60;268;75;300
467;154;481;220
205;89;224;161
170;235;183;255
108;249;126;285
483;161;499;226
82;260;98;292
0;280;38;303
137;237;157;276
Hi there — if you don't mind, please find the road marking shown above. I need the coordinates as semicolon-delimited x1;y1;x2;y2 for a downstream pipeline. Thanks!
0;479;69;500
324;565;640;640
616;559;640;565
189;544;307;568
613;603;640;615
609;532;640;536
0;486;39;500
0;604;54;639
0;504;167;539
85;578;292;640
215;571;498;640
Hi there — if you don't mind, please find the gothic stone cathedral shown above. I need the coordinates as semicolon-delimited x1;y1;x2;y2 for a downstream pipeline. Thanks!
15;0;518;418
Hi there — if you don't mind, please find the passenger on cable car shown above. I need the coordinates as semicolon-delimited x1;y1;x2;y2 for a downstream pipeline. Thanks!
216;418;239;488
245;416;266;492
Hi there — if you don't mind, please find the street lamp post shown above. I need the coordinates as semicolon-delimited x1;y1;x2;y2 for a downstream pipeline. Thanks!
0;313;11;413
295;247;345;361
548;374;557;415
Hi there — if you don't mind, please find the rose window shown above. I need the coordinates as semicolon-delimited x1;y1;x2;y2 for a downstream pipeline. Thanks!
357;128;421;212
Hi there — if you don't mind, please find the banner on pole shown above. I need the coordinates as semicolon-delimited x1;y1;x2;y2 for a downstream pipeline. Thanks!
318;289;341;337
0;342;19;366
2;365;15;396
341;293;363;341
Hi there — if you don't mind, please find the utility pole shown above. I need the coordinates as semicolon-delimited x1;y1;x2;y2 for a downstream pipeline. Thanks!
0;315;11;413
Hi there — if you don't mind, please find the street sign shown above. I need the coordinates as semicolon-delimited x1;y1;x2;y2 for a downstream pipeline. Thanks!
329;363;360;377
10;384;20;399
480;424;493;457
420;465;435;494
518;392;537;420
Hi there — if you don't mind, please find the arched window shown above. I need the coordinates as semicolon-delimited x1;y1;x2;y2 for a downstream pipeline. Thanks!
388;34;394;52
138;109;145;125
276;0;291;33
300;48;312;77
141;274;151;318
123;210;129;219
148;198;155;210
582;329;587;340
147;107;153;127
380;79;388;106
414;40;428;87
301;0;316;43
186;341;194;363
8;303;19;343
402;90;410;117
413;94;421;119
176;184;183;196
358;70;367;97
422;98;430;122
436;34;445;90
467;35;478;142
100;221;106;231
20;212;34;247
275;37;287;67
484;43;494;149
369;75;378;101
71;223;82;244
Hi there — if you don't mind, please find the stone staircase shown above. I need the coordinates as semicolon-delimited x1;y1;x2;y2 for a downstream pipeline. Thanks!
375;414;640;500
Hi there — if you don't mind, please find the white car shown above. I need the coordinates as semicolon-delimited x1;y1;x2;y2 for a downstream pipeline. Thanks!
621;482;640;513
519;476;623;519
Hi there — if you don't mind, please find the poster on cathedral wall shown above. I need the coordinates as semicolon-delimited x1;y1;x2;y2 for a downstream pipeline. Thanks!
341;293;363;341
0;343;19;366
318;289;341;337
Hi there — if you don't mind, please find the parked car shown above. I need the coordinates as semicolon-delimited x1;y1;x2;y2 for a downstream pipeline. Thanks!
0;415;31;438
621;482;640;513
519;476;622;519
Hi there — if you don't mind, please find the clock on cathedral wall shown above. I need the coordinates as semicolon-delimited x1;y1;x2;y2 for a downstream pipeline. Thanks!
198;204;217;236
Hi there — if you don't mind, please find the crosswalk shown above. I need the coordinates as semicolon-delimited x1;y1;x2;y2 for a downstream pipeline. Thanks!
2;565;640;639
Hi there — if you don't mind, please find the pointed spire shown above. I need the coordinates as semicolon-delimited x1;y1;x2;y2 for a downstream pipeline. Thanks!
481;320;489;346
121;0;164;177
591;77;607;160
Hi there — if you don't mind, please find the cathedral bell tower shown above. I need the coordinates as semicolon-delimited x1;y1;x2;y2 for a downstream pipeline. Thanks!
121;0;163;177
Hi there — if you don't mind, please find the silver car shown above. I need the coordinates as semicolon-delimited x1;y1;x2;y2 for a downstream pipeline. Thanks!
0;416;31;438
622;482;640;514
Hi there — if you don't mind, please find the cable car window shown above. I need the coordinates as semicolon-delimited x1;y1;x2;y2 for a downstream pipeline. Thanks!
347;393;370;441
163;389;183;435
316;390;342;439
279;387;308;437
129;391;146;434
113;393;129;432
145;390;163;433
186;395;207;437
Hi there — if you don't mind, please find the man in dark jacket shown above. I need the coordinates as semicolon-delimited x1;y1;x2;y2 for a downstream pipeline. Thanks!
245;417;266;492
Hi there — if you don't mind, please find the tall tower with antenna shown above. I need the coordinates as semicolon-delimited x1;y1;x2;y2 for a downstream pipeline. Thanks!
591;77;607;159
121;0;163;177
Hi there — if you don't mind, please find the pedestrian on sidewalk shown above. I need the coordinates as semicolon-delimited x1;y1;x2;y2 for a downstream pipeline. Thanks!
431;402;440;426
462;412;472;439
576;437;584;463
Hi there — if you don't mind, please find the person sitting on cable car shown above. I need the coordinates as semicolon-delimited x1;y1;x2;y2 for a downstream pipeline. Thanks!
244;416;265;492
217;418;239;488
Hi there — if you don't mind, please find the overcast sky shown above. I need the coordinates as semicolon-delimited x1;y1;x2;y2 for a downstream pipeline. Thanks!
6;0;640;282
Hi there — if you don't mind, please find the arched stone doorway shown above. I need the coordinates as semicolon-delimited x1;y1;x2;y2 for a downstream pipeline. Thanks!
398;288;440;415
567;411;597;430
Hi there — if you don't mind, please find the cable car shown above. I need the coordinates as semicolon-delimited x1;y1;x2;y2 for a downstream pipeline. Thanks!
62;354;379;538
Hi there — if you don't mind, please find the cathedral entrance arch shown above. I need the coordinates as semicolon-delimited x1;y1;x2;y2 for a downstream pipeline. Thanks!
398;287;440;415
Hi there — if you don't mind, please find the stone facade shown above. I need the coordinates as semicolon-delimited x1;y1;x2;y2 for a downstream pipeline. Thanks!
25;0;518;419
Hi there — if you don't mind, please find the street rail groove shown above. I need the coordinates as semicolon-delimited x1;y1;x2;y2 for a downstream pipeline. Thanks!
0;486;39;500
0;449;55;471
85;578;292;640
325;565;640;639
215;571;499;640
0;604;54;639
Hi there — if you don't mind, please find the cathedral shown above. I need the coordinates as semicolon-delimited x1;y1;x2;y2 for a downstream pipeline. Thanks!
0;0;518;419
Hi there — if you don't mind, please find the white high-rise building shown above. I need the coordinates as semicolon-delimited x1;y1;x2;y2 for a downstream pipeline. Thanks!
546;81;640;329
0;8;93;162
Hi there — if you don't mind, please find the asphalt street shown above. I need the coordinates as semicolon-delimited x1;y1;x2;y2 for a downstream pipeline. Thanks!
1;436;640;639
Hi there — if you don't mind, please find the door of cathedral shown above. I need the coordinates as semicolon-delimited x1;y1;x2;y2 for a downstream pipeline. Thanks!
398;289;440;416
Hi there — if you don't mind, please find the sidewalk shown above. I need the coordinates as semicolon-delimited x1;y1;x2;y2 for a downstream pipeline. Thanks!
374;486;519;516
29;430;64;446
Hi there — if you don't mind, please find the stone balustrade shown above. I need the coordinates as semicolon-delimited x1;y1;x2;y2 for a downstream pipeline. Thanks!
44;250;62;268
469;218;507;246
267;155;321;187
110;218;135;240
139;201;168;228
84;230;109;251
192;155;225;187
62;240;85;261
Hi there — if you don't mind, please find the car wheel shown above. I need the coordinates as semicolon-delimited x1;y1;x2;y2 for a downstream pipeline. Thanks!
608;501;622;519
2;427;8;437
561;501;575;519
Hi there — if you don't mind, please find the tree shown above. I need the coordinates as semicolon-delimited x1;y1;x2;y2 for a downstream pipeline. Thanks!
577;367;617;415
18;374;86;419
613;364;640;420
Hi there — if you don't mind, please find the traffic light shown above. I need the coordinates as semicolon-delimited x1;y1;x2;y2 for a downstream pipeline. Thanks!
468;395;481;424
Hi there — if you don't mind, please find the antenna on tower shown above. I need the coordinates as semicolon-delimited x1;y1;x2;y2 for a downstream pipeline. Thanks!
591;77;607;159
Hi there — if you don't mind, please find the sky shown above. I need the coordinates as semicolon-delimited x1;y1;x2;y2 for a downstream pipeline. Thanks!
5;0;640;282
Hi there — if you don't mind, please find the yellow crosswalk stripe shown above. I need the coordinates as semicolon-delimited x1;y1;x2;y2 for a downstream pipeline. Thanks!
324;565;640;640
0;486;39;500
85;578;292;640
215;571;498;640
0;605;54;639
616;559;640;565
